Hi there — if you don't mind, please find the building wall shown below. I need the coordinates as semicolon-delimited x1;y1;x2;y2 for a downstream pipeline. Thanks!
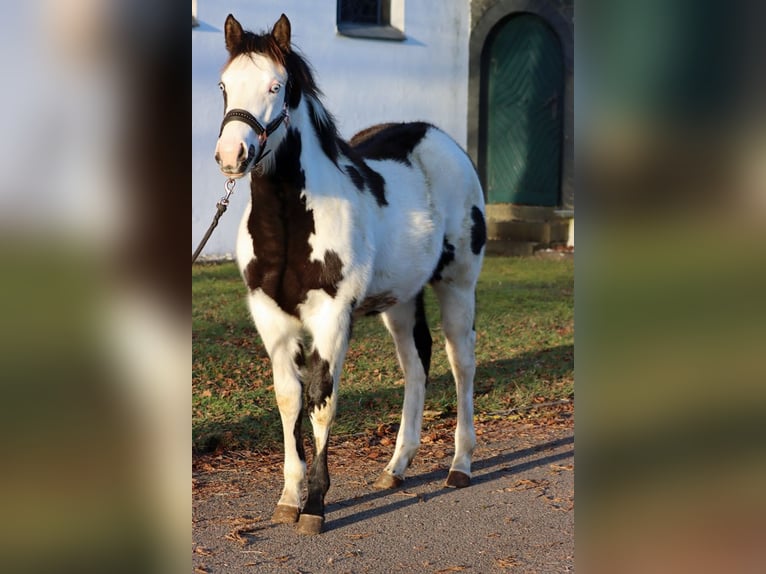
192;0;472;257
471;0;573;26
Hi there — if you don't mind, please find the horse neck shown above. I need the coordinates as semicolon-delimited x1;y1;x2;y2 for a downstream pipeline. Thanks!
249;93;344;204
284;94;343;173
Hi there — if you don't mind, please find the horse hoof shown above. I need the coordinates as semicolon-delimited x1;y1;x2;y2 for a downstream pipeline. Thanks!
271;504;300;524
296;514;324;535
445;470;471;488
373;472;403;490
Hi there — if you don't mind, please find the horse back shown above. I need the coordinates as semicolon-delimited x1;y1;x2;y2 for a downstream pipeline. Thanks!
350;122;485;298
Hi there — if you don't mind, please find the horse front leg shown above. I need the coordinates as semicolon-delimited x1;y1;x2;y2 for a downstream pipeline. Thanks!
270;342;306;524
295;301;352;535
247;294;306;524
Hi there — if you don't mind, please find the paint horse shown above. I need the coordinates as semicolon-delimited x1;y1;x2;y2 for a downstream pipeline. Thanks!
214;14;486;535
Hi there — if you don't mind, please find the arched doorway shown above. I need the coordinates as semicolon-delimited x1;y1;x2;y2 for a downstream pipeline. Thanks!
481;13;564;207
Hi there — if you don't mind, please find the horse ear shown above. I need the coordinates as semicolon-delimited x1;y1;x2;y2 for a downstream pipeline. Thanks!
224;14;243;54
272;14;291;52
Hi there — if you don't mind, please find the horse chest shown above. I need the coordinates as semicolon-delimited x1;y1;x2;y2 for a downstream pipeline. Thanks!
241;182;346;317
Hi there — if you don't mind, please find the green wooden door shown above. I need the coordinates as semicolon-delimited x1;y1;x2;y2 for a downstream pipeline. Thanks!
485;14;564;206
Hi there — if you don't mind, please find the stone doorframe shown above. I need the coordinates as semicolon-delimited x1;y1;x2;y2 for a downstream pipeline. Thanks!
467;0;574;211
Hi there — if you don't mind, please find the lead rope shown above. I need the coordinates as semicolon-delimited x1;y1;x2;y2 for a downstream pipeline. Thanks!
192;178;237;264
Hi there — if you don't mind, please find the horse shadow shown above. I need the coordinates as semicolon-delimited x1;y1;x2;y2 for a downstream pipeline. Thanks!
323;435;574;533
433;343;574;396
337;343;573;414
193;344;574;454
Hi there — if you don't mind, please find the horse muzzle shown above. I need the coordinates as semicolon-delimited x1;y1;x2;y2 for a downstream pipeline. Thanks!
214;142;257;178
214;105;288;177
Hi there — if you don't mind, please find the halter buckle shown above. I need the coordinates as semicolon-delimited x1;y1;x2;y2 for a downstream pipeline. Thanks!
218;178;236;207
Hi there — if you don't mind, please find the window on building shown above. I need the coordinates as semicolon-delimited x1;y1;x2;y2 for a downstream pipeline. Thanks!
337;0;405;41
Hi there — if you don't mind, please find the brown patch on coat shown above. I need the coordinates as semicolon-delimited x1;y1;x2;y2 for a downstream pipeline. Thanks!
243;127;344;316
349;123;398;147
349;122;431;165
352;293;398;318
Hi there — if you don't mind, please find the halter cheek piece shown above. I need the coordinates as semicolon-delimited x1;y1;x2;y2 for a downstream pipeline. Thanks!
217;85;290;166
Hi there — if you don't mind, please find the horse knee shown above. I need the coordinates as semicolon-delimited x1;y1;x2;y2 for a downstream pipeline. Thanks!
275;390;302;416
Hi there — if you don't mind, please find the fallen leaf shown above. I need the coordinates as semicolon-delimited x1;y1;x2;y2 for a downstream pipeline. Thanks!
495;556;518;569
506;478;549;492
225;523;260;546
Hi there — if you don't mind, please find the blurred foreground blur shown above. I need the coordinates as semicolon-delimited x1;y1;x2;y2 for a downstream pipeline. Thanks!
3;1;766;573
0;2;187;573
578;1;766;573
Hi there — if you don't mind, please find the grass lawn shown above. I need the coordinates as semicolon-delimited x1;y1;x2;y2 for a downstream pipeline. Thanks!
193;255;573;453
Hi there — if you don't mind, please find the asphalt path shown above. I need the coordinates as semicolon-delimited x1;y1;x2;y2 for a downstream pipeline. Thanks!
193;417;574;573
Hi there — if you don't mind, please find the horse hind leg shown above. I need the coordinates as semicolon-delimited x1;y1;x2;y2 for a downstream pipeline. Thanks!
374;292;431;489
432;281;478;488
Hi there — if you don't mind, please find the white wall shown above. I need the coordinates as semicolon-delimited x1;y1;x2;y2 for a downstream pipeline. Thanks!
192;0;470;257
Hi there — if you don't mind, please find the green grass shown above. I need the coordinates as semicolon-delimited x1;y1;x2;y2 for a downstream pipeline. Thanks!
193;255;573;453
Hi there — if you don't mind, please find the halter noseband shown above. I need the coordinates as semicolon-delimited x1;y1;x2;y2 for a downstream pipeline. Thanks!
218;105;289;141
217;83;290;167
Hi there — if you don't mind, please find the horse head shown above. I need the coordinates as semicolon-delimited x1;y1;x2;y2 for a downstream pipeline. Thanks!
214;14;292;178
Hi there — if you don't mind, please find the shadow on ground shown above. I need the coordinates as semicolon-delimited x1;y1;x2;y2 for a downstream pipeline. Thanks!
323;435;574;532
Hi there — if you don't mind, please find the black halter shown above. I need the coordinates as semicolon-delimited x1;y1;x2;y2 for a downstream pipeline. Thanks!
217;105;289;140
217;84;290;166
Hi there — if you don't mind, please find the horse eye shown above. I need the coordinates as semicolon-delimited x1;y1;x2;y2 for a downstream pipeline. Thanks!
218;82;225;92
270;83;281;94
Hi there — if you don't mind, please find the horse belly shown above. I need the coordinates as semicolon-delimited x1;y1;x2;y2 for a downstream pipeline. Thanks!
365;161;444;303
